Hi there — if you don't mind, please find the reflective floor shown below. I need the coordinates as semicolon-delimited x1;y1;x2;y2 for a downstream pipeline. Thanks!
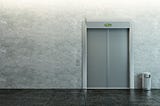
0;89;160;106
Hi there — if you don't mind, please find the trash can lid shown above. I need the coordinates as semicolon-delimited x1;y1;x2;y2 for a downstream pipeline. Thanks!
144;74;151;78
142;72;151;77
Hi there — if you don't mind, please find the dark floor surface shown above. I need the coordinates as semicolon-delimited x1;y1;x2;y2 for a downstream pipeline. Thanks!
0;89;160;106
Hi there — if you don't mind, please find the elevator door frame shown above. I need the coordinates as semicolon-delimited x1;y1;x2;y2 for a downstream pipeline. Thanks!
82;21;134;89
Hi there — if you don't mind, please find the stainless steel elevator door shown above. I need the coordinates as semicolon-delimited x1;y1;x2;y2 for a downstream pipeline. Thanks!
87;28;129;88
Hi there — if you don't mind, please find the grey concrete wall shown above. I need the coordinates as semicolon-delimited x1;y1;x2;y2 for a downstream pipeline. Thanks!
0;0;160;88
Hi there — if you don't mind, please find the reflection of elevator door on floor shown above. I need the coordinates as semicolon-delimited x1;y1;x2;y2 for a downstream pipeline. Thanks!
87;28;129;88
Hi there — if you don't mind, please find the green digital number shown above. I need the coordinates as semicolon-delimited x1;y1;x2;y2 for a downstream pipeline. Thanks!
104;23;112;27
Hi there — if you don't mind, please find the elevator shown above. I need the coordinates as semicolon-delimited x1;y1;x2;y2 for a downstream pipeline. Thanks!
83;22;134;89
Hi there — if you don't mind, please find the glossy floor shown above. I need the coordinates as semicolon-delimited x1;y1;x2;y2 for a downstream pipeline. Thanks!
0;89;160;106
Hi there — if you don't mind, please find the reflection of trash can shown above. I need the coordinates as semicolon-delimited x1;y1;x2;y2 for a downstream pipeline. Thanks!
142;72;151;90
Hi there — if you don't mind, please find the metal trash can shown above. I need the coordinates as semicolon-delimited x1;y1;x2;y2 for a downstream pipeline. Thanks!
142;72;151;90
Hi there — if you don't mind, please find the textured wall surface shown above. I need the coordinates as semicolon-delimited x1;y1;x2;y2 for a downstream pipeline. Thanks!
0;0;160;88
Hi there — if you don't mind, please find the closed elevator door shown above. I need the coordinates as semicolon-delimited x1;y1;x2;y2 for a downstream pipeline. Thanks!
87;28;129;88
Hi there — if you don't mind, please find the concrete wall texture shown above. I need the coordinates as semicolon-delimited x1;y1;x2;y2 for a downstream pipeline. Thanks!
0;0;160;88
